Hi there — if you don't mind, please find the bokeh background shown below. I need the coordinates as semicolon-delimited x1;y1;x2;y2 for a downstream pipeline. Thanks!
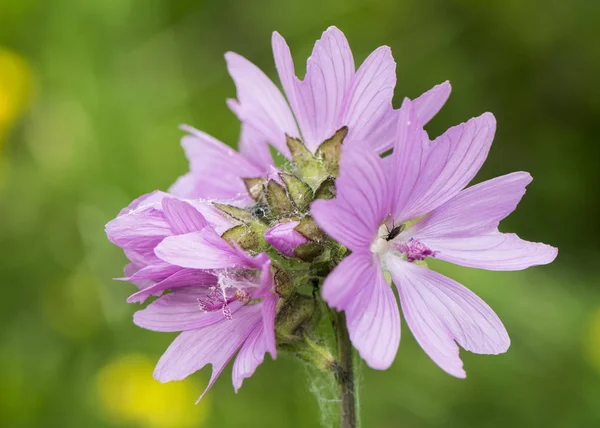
1;0;599;427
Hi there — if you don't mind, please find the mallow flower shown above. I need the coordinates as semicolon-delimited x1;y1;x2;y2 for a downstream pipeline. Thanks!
171;26;451;202
311;98;558;376
106;25;560;427
106;193;278;399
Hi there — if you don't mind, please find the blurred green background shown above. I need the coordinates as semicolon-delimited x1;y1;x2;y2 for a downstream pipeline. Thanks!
1;0;599;427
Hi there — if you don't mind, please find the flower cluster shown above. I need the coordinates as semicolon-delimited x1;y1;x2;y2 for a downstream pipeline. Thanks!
106;26;557;400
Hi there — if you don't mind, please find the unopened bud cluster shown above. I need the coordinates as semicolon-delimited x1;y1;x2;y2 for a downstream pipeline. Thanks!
213;128;349;350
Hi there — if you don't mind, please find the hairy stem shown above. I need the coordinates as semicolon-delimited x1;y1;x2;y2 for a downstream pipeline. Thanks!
334;312;356;428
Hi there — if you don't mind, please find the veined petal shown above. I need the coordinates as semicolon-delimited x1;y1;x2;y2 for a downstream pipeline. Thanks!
188;201;236;236
155;229;245;269
407;171;559;270
388;98;427;220
261;293;278;358
323;252;400;369
118;190;168;216
412;81;451;126
106;206;170;251
422;232;558;271
134;285;240;332
342;46;396;147
122;262;155;290
232;322;270;392
410;172;533;239
153;304;263;402
237;122;274;172
128;268;217;303
225;52;297;157
161;198;207;235
368;81;452;154
392;113;497;222
311;147;389;251
386;256;510;378
273;27;354;152
170;126;261;201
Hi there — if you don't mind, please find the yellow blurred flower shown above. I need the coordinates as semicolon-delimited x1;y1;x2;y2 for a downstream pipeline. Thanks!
96;354;210;428
0;47;32;144
583;307;600;374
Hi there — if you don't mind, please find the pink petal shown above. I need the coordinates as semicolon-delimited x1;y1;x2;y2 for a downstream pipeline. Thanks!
122;262;155;290
123;248;161;271
342;46;396;147
421;232;558;271
264;221;308;257
260;293;278;358
134;285;240;332
128;269;217;303
155;229;245;269
412;81;451;126
411;172;533;239
323;252;400;369
273;27;354;152
188;201;236;236
368;81;452;154
127;262;180;282
153;304;263;402
169;126;262;201
311;147;389;251
161;198;207;235
118;190;168;216
225;52;298;158
232;322;269;392
386;256;510;378
237;122;274;172
106;206;171;252
406;171;558;270
391;112;497;223
388;98;428;220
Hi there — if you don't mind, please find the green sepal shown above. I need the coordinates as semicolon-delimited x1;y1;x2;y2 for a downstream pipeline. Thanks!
280;173;313;212
286;135;314;173
266;180;295;217
221;224;259;250
314;126;347;177
313;176;337;200
243;177;266;201
294;215;325;242
213;203;254;224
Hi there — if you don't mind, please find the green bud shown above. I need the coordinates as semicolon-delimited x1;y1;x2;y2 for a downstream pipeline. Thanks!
294;242;324;262
275;294;321;342
273;265;294;297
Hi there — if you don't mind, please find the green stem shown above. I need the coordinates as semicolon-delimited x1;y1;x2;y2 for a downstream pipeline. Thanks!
334;312;356;428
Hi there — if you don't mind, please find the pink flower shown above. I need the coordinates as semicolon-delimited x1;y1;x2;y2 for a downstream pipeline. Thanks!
171;26;451;201
170;125;275;203
106;193;278;398
311;98;558;376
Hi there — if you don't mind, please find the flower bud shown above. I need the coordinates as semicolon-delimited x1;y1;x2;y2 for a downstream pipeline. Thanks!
265;221;308;257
